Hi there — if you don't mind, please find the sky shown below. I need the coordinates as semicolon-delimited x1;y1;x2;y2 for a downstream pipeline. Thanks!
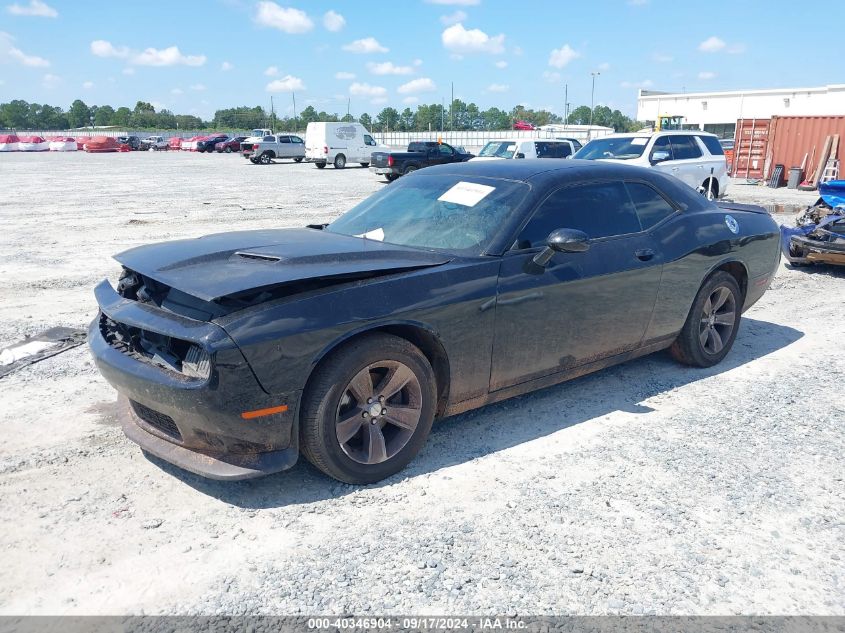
0;0;843;121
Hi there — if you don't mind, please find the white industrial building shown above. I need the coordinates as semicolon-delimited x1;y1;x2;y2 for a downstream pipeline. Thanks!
636;84;845;137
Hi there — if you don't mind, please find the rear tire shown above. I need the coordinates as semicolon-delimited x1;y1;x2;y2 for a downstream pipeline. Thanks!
385;173;399;182
294;157;303;163
249;158;259;164
224;146;232;153
403;165;418;176
316;162;326;169
300;334;437;484
334;154;347;169
360;162;369;168
259;152;272;165
670;271;742;367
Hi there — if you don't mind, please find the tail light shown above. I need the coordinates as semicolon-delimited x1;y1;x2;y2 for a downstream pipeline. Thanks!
388;155;394;167
323;145;328;154
254;144;259;151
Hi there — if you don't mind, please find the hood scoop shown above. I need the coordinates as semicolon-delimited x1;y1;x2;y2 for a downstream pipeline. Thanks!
234;251;285;262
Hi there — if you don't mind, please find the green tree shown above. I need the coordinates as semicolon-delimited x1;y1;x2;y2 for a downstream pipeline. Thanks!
112;107;132;127
0;100;31;128
375;107;400;131
399;108;415;131
567;105;592;125
94;105;115;126
358;112;372;129
67;99;91;128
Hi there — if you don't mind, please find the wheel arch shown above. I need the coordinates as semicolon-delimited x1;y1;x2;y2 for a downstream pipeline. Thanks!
303;322;451;418
707;259;748;301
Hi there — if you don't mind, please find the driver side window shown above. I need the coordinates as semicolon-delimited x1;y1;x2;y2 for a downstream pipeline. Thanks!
439;144;453;156
516;182;642;249
364;134;376;146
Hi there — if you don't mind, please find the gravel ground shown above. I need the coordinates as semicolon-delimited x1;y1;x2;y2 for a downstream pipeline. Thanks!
0;151;843;616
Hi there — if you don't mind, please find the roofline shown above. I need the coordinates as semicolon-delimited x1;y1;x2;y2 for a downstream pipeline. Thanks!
638;84;845;100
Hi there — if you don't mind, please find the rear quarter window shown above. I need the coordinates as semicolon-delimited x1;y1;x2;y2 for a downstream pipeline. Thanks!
625;182;677;229
697;135;724;156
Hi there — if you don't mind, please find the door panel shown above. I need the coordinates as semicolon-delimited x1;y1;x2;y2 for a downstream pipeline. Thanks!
490;180;664;391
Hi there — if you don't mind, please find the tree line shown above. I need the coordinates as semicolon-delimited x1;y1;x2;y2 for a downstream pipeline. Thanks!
1;98;643;133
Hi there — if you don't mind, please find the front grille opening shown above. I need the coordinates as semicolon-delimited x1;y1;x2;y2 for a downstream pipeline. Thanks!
130;400;182;440
99;314;211;380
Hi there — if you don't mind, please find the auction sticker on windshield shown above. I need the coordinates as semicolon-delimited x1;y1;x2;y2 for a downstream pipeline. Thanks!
631;138;648;145
438;182;496;207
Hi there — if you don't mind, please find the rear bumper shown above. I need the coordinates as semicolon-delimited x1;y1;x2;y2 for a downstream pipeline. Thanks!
89;280;301;480
370;167;396;176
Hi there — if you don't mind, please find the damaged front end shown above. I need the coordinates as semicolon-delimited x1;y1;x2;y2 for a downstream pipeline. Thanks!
780;181;845;266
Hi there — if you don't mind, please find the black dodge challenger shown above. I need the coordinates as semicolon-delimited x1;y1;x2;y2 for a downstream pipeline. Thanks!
90;160;780;483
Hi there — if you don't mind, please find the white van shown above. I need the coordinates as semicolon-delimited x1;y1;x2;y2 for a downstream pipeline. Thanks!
470;138;578;162
305;122;387;169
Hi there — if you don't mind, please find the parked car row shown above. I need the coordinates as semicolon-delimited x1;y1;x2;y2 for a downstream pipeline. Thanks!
0;134;132;152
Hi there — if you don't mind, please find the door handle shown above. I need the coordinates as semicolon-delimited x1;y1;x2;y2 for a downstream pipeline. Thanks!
671;167;680;172
635;248;655;261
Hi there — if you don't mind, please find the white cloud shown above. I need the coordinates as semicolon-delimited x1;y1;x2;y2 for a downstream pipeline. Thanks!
323;10;345;32
349;82;387;97
548;43;579;68
512;45;523;56
82;80;94;89
440;10;467;25
367;61;413;75
441;23;504;54
170;88;183;95
133;46;206;67
41;72;60;87
335;71;355;80
652;52;673;63
698;36;725;52
342;37;388;54
598;62;610;71
402;96;419;104
266;75;305;91
397;77;436;94
425;0;479;4
190;83;206;91
122;67;135;75
413;58;422;66
8;46;49;66
90;40;129;58
220;61;233;71
620;79;654;89
495;60;507;69
698;71;716;80
254;2;313;33
542;70;561;83
486;83;509;92
6;0;57;17
264;65;279;76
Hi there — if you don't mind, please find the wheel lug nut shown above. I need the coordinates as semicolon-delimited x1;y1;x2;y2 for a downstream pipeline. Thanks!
367;398;373;404
382;409;387;415
362;412;369;418
371;419;377;425
379;396;385;403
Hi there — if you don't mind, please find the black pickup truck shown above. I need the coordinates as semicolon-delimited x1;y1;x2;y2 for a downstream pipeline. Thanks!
370;141;474;181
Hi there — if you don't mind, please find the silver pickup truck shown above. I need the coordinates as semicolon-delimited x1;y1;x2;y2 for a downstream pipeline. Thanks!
242;134;306;164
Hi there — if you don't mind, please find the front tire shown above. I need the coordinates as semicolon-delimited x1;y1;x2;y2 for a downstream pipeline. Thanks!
300;334;437;484
404;165;418;176
670;271;742;367
360;162;369;168
334;154;347;169
224;146;232;153
294;157;303;163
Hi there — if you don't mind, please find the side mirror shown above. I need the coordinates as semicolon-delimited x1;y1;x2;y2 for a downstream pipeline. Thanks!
651;150;670;164
531;228;590;268
515;152;526;159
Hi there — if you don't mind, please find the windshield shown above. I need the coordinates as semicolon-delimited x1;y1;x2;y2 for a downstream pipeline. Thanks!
478;141;517;159
326;174;529;255
574;136;649;160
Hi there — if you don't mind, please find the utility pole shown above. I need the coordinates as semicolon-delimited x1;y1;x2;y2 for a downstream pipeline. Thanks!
347;97;351;120
589;72;600;135
292;92;297;133
450;82;454;131
564;83;568;130
270;95;275;131
441;97;445;132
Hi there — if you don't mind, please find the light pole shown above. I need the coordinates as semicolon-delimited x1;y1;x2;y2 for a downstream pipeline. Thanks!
589;72;600;134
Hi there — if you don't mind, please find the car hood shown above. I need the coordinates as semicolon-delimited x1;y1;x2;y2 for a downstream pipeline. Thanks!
114;227;451;302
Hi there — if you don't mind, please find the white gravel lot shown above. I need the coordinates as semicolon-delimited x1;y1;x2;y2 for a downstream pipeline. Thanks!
0;151;843;616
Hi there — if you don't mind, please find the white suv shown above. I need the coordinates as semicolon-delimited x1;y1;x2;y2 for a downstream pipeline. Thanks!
471;138;578;161
574;130;729;199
